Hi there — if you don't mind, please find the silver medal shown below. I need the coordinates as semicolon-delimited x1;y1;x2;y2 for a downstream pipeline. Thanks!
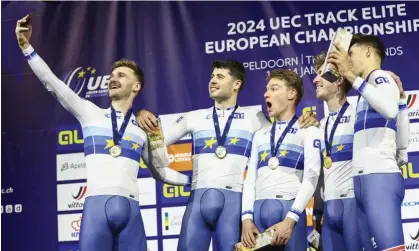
109;145;122;157
215;146;227;159
268;157;279;170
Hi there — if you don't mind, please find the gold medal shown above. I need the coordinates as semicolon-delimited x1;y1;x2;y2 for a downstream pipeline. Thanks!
324;156;333;169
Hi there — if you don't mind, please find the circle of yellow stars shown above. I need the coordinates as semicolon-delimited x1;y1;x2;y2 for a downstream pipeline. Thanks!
77;66;97;79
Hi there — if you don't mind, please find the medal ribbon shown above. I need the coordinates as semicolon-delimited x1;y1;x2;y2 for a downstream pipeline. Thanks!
270;116;298;158
324;101;349;156
213;105;239;148
111;106;133;146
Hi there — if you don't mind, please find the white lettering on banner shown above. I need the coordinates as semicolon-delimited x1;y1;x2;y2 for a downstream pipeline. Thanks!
385;46;404;57
243;45;403;76
1;204;22;214
1;187;13;194
206;33;291;54
205;3;419;54
304;10;359;26
227;20;267;35
270;16;302;29
243;57;299;70
63;67;110;99
169;153;192;163
361;4;407;20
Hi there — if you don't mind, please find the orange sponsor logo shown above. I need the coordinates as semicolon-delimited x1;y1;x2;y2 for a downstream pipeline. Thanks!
167;143;192;171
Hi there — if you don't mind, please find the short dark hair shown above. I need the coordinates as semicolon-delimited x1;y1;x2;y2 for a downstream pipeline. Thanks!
350;34;386;64
112;59;144;90
212;60;246;92
314;51;352;95
267;69;304;106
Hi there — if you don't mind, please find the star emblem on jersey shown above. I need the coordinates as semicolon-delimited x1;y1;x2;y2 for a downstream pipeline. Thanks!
229;137;240;145
336;144;344;151
260;150;268;163
131;143;140;150
139;158;147;168
105;139;115;149
203;137;216;149
280;149;288;156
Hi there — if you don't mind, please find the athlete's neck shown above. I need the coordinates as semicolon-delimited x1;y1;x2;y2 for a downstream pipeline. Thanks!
275;106;295;122
111;99;133;115
327;95;347;113
214;96;237;110
361;63;381;80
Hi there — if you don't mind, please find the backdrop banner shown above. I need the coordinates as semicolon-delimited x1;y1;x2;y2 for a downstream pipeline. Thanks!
2;1;419;251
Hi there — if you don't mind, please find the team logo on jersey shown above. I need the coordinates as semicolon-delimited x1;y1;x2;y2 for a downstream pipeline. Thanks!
340;115;351;123
375;76;389;85
62;66;110;99
176;116;184;123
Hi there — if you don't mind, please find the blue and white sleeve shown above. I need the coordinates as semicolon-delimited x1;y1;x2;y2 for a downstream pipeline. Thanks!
352;70;400;120
286;126;321;223
163;112;192;146
141;138;191;186
241;133;259;221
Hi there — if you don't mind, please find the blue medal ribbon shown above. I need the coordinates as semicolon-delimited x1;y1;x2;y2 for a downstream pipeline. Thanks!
111;106;133;146
324;102;349;156
270;116;298;158
213;105;239;148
